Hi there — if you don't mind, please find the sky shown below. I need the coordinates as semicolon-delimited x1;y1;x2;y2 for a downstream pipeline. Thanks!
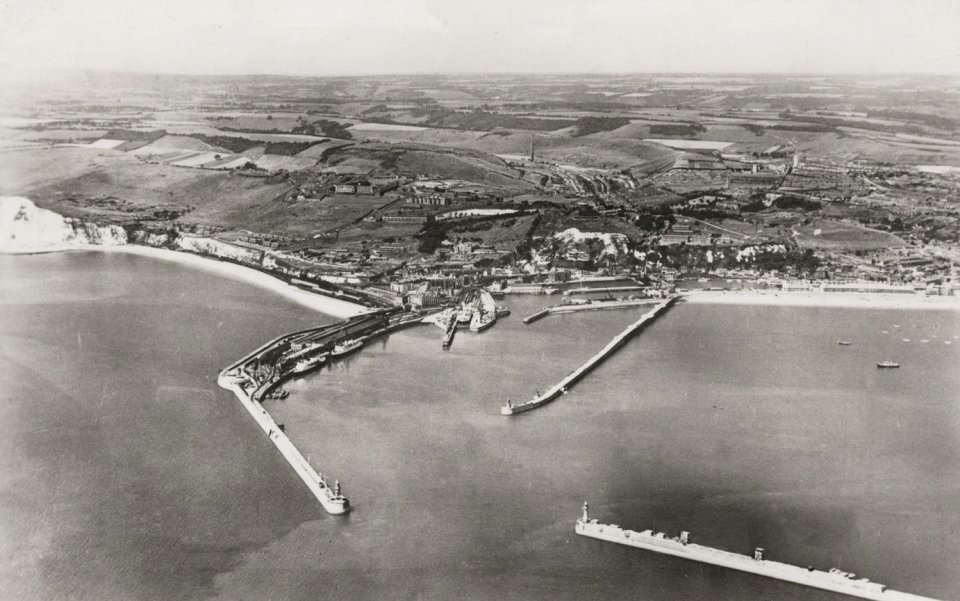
2;0;960;79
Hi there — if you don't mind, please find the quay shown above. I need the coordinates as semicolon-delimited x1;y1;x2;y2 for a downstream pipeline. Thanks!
502;296;677;415
563;285;647;296
523;298;661;323
576;504;942;601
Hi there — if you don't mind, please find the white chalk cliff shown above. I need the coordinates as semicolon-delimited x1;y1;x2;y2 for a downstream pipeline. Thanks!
0;196;127;253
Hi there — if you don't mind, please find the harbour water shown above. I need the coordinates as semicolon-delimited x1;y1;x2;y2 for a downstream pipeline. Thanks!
1;251;959;600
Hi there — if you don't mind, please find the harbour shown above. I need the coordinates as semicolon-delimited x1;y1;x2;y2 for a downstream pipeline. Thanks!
2;252;959;601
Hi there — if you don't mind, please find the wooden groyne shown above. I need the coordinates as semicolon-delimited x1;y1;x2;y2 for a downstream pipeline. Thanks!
502;296;677;415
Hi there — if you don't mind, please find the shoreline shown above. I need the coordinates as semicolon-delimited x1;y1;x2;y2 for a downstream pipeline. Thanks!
3;243;370;319
683;289;960;311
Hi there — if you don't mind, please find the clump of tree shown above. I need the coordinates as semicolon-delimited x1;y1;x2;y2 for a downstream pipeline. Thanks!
634;206;675;231
415;222;450;254
574;117;632;137
414;108;569;131
772;196;822;211
870;110;956;131
102;128;166;143
753;248;821;274
264;141;324;155
187;133;324;156
677;207;741;221
649;122;706;137
293;119;353;139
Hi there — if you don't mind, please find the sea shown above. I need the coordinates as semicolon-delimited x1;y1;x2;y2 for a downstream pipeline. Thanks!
1;250;958;601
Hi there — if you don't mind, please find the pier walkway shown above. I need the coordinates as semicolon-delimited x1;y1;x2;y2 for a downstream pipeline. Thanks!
503;296;677;415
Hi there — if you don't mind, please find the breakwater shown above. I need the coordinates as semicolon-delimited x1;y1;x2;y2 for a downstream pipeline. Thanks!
576;506;941;601
502;296;677;415
218;309;435;513
218;371;350;514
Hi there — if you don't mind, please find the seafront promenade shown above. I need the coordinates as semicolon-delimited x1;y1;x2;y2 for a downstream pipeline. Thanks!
503;296;677;415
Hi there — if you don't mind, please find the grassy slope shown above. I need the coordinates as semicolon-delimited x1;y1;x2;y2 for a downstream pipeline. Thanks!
0;147;139;195
8;147;291;228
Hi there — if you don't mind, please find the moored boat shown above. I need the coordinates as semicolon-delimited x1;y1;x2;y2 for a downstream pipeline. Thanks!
331;339;363;358
877;360;900;368
470;310;496;332
291;352;329;375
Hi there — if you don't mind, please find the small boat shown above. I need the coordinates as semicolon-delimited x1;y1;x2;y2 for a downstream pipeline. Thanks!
877;361;900;369
837;340;852;346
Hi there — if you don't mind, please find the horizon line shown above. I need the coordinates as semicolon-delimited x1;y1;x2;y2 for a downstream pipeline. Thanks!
8;67;960;80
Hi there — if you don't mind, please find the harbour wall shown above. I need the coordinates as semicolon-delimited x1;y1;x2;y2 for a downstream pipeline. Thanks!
218;374;349;515
576;518;940;601
503;296;677;415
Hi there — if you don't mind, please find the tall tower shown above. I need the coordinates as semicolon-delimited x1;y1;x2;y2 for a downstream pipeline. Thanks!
530;133;536;162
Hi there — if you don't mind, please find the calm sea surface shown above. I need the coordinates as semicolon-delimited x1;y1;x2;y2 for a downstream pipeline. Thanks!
1;251;958;601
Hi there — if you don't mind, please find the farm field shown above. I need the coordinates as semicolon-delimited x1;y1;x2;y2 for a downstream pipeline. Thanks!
792;219;908;250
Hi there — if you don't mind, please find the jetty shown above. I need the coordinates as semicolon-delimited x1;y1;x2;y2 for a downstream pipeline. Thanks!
563;285;647;296
576;504;942;601
523;298;661;323
502;296;676;415
523;308;551;324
